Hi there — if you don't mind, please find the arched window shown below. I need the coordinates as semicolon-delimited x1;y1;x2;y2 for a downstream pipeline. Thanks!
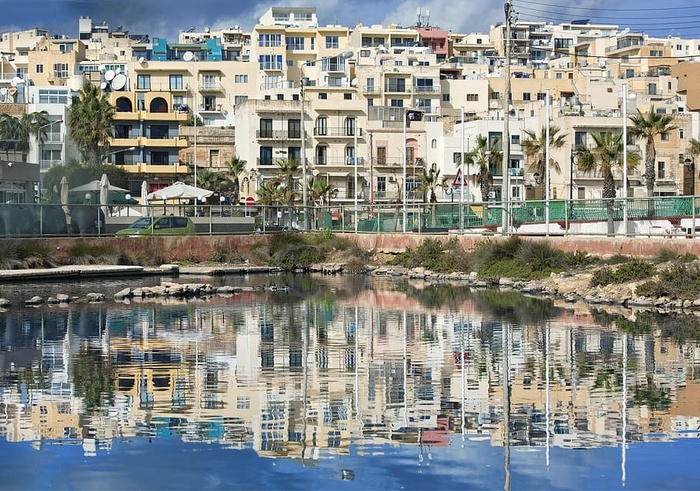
431;138;437;148
115;97;133;112
149;97;169;113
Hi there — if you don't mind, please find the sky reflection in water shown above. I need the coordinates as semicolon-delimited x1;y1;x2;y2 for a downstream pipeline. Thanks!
0;274;698;490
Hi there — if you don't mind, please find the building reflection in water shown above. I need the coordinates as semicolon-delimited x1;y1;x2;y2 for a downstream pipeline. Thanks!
0;277;698;484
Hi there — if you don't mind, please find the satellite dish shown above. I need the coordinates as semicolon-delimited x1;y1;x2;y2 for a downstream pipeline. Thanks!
100;82;108;91
115;67;122;74
350;78;358;87
0;88;6;96
104;69;115;81
138;56;145;64
112;73;127;90
183;51;194;62
10;77;21;87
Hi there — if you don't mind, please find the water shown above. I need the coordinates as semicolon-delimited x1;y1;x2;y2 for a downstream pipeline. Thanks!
0;274;698;490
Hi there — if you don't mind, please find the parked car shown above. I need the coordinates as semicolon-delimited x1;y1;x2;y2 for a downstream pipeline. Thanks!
115;216;195;236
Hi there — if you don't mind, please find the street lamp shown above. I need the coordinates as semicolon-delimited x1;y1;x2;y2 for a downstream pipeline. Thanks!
684;156;695;196
300;50;354;231
102;146;136;164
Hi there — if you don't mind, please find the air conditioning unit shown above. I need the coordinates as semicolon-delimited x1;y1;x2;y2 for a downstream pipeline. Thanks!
388;176;396;182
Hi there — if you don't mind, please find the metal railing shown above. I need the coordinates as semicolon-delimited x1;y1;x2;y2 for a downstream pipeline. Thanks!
2;195;700;238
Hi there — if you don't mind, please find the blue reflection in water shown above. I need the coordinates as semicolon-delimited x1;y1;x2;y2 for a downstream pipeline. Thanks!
0;274;698;490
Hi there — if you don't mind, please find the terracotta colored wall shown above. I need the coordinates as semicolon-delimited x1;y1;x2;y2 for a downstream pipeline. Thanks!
25;232;700;265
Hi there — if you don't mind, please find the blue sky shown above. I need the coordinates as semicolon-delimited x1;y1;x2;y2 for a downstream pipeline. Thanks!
0;1;698;42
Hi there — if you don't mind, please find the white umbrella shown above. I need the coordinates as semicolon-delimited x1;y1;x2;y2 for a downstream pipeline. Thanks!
60;176;69;215
99;173;110;216
147;181;213;200
140;180;149;216
70;180;129;194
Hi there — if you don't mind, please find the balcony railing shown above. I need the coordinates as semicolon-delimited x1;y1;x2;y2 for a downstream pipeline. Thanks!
313;127;363;137
256;130;302;140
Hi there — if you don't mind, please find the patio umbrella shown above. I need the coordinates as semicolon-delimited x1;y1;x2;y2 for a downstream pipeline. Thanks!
147;181;213;201
99;173;110;216
140;180;149;216
60;176;69;215
69;180;129;194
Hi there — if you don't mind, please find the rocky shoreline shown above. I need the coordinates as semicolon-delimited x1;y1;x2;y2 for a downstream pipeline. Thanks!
0;259;696;317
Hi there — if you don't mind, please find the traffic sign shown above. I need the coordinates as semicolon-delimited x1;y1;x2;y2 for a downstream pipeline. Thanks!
452;168;467;187
245;197;255;206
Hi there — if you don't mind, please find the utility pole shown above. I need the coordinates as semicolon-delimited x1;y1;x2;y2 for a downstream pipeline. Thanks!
502;1;515;234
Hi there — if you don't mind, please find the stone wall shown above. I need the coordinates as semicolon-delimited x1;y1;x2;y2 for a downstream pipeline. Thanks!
27;232;700;265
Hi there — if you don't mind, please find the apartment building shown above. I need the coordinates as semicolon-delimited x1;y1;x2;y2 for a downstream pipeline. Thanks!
1;10;699;205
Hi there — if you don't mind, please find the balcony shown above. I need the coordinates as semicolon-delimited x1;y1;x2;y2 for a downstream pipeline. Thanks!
412;85;440;94
256;130;302;141
39;159;63;171
313;127;363;138
119;163;190;175
198;81;225;93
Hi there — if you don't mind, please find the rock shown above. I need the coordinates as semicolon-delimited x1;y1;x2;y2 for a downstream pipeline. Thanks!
56;294;71;303
85;293;105;302
114;288;132;300
25;296;43;306
0;298;11;307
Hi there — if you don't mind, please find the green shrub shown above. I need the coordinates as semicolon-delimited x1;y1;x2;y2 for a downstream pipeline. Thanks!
613;258;656;283
515;240;567;273
390;238;471;273
636;263;700;300
564;250;597;268
471;236;522;271
590;267;615;287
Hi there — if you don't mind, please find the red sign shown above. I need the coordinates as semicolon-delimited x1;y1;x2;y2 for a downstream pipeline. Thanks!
452;168;465;187
245;197;255;206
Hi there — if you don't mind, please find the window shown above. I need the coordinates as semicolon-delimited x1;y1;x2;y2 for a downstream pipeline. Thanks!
325;36;339;49
316;117;327;136
522;92;531;101
209;149;219;166
259;55;282;71
234;95;248;105
318;93;327;100
137;74;151;90
169;74;183;90
537;92;547;101
556;72;562;79
491;91;501;100
511;186;521;199
288;119;301;139
259;119;273;138
360;49;371;57
377;176;386;194
661;133;669;141
151;151;169;165
150;125;169;139
52;63;69;79
366;77;375;92
377;147;387;165
260;147;273;166
466;93;479;102
36;64;43;74
578;187;586;200
345;118;356;137
453;152;461;164
286;36;304;50
511;135;520;145
201;74;217;90
344;93;352;100
658;161;666;179
648;83;657;96
202;95;216;111
574;131;587;147
443;93;450;102
235;74;248;83
258;33;281;47
389;99;404;107
680;129;685;139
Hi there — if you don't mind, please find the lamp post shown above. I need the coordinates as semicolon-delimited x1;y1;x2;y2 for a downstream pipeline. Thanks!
102;146;136;164
300;50;354;231
685;156;696;236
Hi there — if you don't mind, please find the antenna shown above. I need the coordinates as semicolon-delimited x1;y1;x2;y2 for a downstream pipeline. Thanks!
183;51;194;62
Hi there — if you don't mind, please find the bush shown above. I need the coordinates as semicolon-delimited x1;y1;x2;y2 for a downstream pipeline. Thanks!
390;238;471;273
590;259;656;287
564;250;597;268
590;267;615;287
515;240;567;273
636;263;700;300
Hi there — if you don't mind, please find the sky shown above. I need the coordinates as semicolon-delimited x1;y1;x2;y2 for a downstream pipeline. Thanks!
0;0;699;42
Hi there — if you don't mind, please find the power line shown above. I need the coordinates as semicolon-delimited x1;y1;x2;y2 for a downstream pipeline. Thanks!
513;0;700;12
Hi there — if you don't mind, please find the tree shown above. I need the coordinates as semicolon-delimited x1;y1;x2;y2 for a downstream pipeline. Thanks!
274;158;302;227
224;156;247;204
416;167;445;227
0;111;50;159
308;176;335;228
523;125;567;195
67;84;116;165
629;107;677;204
43;161;130;203
466;135;498;203
576;132;640;235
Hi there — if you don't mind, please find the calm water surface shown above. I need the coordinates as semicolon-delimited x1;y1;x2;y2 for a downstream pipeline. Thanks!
0;274;698;490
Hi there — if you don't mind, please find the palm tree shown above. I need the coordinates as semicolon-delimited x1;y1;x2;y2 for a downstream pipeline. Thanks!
0;111;49;159
629;107;677;209
224;156;247;204
416;167;445;227
686;138;700;196
577;132;640;235
308;176;335;228
523;125;567;196
273;158;302;227
466;135;497;203
68;84;116;165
